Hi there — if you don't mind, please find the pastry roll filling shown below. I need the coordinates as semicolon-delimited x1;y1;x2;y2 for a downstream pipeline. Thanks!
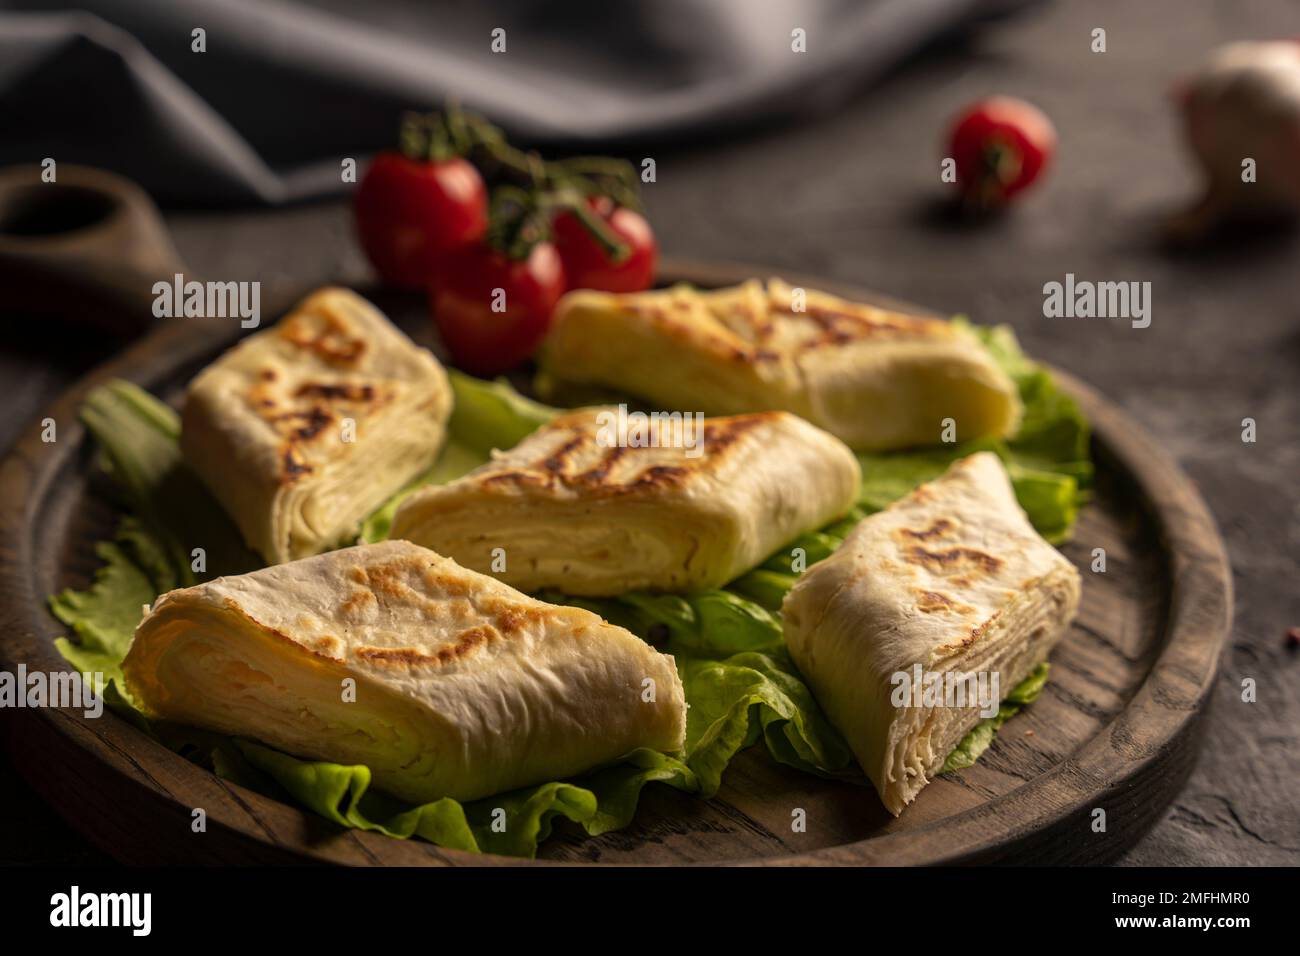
180;288;452;565
539;279;1022;451
392;409;862;596
782;452;1081;815
123;542;687;804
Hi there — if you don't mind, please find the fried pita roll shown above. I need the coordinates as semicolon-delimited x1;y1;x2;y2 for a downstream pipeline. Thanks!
538;279;1021;451
122;541;686;804
782;452;1080;815
391;409;861;596
181;288;452;565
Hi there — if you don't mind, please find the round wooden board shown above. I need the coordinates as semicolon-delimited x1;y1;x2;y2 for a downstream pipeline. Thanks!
0;262;1232;866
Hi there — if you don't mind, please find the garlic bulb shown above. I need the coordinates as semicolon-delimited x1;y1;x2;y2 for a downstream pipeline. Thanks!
1180;41;1300;224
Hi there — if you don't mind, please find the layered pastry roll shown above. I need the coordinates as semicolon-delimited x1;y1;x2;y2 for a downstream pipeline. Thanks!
181;288;452;565
391;409;861;596
122;541;686;804
781;453;1080;815
538;279;1021;451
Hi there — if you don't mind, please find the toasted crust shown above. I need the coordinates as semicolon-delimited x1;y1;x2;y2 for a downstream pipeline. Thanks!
539;279;1022;451
465;409;783;499
781;453;1081;815
391;409;863;595
700;278;957;358
592;280;955;371
226;289;430;486
180;288;452;563
123;541;687;804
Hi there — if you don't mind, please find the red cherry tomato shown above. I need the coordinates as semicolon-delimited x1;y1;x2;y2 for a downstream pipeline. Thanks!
948;97;1056;209
354;153;488;289
431;242;567;376
552;197;658;293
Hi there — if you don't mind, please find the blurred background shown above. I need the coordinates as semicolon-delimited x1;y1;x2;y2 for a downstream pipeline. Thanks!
0;0;1296;865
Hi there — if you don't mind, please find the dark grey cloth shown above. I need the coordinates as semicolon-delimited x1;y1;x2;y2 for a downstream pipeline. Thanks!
0;0;1031;205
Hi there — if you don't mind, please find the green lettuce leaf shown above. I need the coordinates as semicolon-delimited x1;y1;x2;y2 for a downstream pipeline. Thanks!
941;663;1050;773
563;320;1087;790
48;318;1085;855
359;442;484;543
445;369;557;456
361;372;555;542
50;518;174;696
79;381;258;582
51;379;704;858
236;740;695;857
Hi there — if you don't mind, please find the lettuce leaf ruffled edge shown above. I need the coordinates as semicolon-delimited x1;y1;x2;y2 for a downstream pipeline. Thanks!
46;317;1086;856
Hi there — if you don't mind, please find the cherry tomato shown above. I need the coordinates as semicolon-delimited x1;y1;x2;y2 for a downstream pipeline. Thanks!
948;97;1056;209
552;197;658;293
431;242;567;376
354;153;488;289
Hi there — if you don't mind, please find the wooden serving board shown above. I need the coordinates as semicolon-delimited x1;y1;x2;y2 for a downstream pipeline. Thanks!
0;262;1232;866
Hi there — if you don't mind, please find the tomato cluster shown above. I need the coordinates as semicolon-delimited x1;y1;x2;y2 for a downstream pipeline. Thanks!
354;110;657;375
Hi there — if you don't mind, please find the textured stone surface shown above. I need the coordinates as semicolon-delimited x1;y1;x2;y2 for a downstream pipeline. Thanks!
2;0;1295;864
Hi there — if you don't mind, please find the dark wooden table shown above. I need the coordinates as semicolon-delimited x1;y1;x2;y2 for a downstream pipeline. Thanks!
2;0;1295;865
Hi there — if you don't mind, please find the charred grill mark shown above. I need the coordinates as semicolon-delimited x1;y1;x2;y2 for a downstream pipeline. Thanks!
471;412;786;496
295;382;376;402
477;598;560;635
577;444;627;483
968;610;1002;642
750;302;942;353
617;282;941;366
354;624;497;668
897;518;956;542
225;599;342;662
340;589;377;619
700;413;770;453
306;635;342;656
493;608;527;635
920;587;972;616
361;561;420;602
287;406;332;441
904;544;1003;576
418;565;473;597
630;464;689;489
347;559;475;610
282;447;312;481
800;309;860;347
806;305;927;334
256;375;383;450
542;434;589;473
480;469;553;490
279;312;367;366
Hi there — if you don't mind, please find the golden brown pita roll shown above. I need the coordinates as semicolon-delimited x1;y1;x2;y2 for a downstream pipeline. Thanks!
782;452;1080;815
181;288;452;565
391;408;861;596
538;279;1021;451
122;541;686;804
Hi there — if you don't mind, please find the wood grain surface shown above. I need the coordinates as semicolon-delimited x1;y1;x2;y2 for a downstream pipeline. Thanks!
0;264;1232;865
